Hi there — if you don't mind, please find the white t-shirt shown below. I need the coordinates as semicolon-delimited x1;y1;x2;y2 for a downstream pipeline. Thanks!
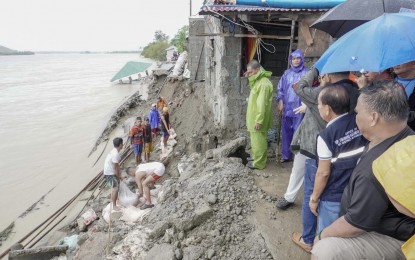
317;136;332;160
317;113;348;160
103;148;121;176
136;162;165;176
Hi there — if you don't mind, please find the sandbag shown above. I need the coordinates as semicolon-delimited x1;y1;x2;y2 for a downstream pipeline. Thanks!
172;51;188;76
81;208;97;226
102;203;122;223
169;128;177;139
58;234;78;251
118;182;139;207
120;202;150;223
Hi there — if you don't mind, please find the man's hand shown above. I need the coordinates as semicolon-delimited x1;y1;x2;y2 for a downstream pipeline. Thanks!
293;102;306;114
278;100;283;113
309;198;319;216
254;123;262;130
314;235;320;245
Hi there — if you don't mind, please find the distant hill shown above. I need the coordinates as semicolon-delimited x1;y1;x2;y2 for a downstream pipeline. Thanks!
0;45;15;54
0;45;34;55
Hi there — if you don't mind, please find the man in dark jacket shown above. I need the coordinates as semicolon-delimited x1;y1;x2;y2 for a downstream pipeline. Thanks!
285;68;360;252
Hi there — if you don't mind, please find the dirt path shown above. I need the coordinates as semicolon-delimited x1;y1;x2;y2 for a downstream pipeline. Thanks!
251;158;310;260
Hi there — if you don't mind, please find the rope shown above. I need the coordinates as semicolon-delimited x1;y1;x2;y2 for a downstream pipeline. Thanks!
205;7;276;63
92;139;110;167
106;186;113;256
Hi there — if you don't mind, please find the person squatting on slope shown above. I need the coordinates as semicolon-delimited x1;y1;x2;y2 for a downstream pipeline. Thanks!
276;49;309;162
127;162;165;210
245;59;273;170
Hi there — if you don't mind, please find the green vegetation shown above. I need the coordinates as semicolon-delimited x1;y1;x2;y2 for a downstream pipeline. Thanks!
141;31;170;61
171;25;189;52
141;25;188;61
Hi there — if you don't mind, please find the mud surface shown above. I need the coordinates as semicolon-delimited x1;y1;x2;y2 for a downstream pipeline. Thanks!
31;75;309;260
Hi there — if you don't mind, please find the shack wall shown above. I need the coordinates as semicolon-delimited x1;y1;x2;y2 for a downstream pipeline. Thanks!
203;17;250;131
188;17;206;81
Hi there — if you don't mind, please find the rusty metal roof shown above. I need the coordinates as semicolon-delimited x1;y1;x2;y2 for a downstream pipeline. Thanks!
200;4;329;14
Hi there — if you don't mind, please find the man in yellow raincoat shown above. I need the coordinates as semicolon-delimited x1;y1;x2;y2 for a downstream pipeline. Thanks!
245;60;273;170
373;135;415;259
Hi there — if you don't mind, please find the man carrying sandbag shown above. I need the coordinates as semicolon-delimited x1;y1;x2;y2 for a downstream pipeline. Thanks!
127;162;165;210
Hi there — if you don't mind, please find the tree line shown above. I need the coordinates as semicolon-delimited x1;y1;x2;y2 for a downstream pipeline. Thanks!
141;25;189;61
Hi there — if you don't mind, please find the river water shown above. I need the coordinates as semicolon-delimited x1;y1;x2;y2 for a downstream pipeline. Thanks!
0;53;152;240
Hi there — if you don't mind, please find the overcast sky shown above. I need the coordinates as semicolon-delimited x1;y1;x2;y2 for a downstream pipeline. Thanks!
0;0;205;51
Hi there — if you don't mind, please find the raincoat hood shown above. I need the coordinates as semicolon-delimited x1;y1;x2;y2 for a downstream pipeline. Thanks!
248;69;272;87
289;49;305;73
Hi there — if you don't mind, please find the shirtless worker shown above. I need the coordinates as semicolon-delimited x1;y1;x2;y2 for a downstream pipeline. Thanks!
127;162;165;210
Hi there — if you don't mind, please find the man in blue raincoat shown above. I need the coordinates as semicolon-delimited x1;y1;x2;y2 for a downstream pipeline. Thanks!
148;103;160;140
246;60;273;170
276;49;309;162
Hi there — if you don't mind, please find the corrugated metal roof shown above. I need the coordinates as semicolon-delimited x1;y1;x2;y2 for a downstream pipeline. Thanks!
200;4;329;14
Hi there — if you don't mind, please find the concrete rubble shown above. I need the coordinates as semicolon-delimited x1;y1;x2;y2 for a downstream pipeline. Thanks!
9;245;68;260
111;156;273;260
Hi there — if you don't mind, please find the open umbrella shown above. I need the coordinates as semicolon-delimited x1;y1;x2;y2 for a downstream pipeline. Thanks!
310;0;415;38
314;12;415;74
110;61;151;82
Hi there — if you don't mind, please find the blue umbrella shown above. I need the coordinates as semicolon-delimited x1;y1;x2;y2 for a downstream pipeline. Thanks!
315;12;415;74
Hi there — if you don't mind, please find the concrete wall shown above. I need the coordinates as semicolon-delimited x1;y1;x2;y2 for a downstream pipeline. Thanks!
188;17;206;81
192;14;309;133
203;16;248;131
200;16;284;133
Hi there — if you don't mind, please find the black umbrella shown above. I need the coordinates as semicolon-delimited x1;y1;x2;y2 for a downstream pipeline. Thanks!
310;0;415;38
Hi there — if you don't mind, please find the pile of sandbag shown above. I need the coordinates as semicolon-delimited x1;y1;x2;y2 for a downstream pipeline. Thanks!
102;184;162;224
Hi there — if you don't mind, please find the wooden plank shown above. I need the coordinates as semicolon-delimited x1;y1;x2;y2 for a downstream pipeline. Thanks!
288;20;296;69
297;14;330;57
248;21;292;28
299;21;314;46
195;33;294;40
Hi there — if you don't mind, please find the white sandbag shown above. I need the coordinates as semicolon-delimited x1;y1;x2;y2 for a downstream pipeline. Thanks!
118;182;139;207
120;205;150;223
172;51;188;77
102;203;122;223
168;128;177;139
182;69;191;79
81;208;97;226
150;184;162;197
